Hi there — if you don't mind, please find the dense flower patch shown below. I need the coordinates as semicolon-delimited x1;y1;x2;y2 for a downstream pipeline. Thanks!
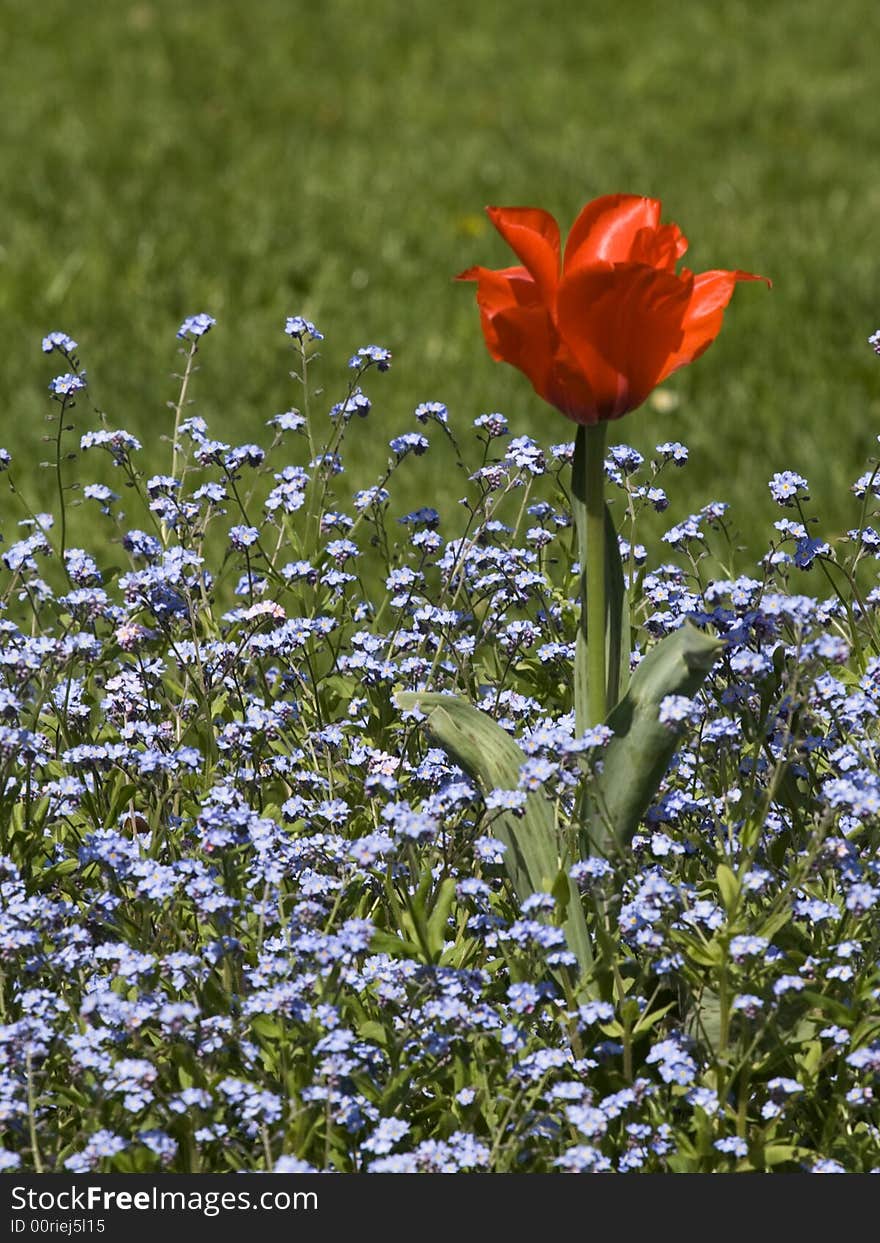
1;319;880;1174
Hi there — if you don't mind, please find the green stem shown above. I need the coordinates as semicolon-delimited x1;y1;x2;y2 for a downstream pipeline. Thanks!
170;340;198;486
26;1050;44;1174
300;339;316;461
575;422;608;726
55;396;70;571
717;964;730;1058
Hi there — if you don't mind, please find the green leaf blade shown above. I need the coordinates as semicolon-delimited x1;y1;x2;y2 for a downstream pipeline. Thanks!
396;691;593;976
588;623;724;855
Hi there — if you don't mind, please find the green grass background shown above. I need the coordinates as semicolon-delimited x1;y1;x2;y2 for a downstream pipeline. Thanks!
2;0;879;558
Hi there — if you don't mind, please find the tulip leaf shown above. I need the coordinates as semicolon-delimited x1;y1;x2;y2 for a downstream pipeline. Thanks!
395;691;593;976
586;623;724;856
571;429;630;727
686;987;723;1053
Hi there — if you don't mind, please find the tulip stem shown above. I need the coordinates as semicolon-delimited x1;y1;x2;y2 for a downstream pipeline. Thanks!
575;422;608;727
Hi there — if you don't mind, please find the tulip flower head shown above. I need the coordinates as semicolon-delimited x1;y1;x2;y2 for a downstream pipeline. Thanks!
458;194;769;425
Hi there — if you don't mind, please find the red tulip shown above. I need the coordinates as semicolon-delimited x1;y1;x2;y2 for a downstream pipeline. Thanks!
458;194;769;424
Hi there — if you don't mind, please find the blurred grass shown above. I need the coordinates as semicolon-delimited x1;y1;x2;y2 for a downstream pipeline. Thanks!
1;0;879;560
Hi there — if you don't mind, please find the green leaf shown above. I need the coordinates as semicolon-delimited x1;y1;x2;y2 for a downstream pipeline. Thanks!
551;865;572;915
250;1014;283;1041
586;622;724;855
799;989;854;1025
716;863;740;915
688;988;723;1052
757;908;793;940
572;427;630;725
763;1144;808;1167
395;691;592;977
631;1000;677;1037
796;1039;822;1078
678;931;725;968
426;876;457;959
210;692;229;718
355;1019;388;1048
105;777;139;827
40;857;79;883
689;943;724;969
369;928;421;959
404;867;433;959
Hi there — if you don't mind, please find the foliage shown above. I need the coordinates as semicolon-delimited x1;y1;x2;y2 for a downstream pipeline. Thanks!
1;319;879;1175
2;0;879;555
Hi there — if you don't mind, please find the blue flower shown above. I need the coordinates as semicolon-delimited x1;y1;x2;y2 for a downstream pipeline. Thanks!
363;1118;410;1154
810;1159;847;1173
176;312;215;340
554;1145;612;1173
414;401;448;425
714;1136;748;1157
64;1131;127;1173
608;444;643;475
794;536;829;568
42;331;78;355
228;525;261;551
658;694;703;728
349;344;391;370
473;412;509;437
80;428;142;462
768;470;809;506
656;441;688;465
284;315;323;341
389;433;429;458
646;1035;697;1085
577;1000;615;1026
846;1044;880;1072
506;435;545;474
485;788;527;813
330;389;371;420
274;1156;316;1172
268;409;307;432
49;372;86;397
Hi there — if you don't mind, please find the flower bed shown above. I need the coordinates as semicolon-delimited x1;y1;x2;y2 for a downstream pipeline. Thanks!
2;207;880;1173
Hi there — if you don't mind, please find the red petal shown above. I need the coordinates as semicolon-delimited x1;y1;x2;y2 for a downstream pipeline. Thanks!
485;206;561;302
456;263;543;309
564;195;662;272
486;303;555;369
629;223;689;272
658;268;770;382
459;263;598;419
557;262;693;418
461;262;555;365
541;347;602;423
